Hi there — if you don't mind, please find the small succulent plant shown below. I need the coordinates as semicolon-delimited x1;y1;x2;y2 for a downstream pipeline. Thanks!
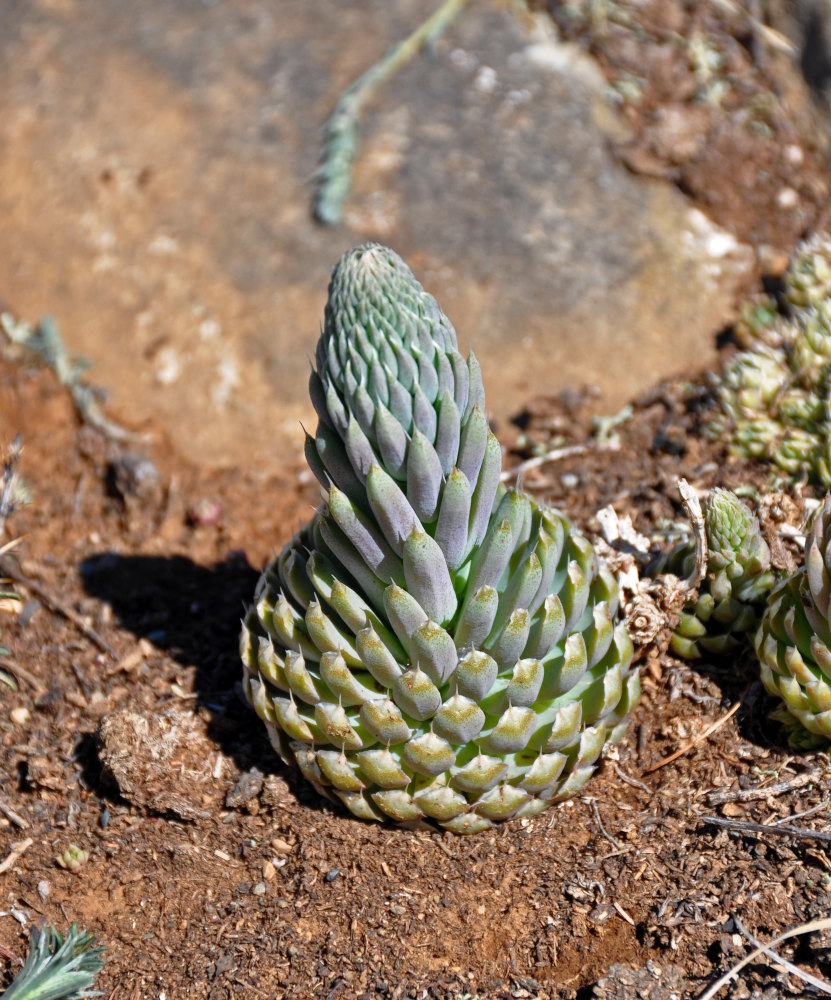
711;234;831;486
240;243;640;833
655;488;775;658
785;232;831;309
756;495;831;748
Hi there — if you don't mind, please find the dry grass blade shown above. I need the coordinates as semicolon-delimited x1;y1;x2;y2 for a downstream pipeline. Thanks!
733;916;831;995
698;916;831;999
0;836;33;874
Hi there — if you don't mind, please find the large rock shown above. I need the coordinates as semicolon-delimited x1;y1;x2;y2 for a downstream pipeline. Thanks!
0;0;751;468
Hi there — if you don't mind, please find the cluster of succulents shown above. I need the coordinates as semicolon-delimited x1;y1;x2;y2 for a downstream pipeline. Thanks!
240;243;640;833
756;495;831;749
712;234;831;485
655;488;776;659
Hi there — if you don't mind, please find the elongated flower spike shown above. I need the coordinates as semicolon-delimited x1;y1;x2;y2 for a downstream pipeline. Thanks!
241;243;639;832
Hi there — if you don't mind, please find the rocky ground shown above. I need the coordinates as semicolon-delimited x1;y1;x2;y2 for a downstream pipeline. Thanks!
2;1;831;998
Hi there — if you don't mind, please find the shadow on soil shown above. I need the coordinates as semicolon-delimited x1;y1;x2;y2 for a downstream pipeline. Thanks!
78;550;338;817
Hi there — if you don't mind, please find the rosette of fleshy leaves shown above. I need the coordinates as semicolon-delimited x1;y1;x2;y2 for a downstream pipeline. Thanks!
240;243;640;834
712;233;831;485
656;488;776;659
785;233;831;310
756;495;831;748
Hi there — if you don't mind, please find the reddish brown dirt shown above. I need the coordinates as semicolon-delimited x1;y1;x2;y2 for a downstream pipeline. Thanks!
542;0;831;257
1;346;831;999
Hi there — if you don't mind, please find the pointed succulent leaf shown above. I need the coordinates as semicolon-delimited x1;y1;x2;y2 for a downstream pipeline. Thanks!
403;529;457;625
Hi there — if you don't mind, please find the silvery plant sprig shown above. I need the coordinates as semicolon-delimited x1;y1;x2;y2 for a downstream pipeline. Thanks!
2;923;105;1000
240;243;640;833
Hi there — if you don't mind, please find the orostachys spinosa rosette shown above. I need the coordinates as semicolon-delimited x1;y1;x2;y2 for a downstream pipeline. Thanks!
240;243;640;833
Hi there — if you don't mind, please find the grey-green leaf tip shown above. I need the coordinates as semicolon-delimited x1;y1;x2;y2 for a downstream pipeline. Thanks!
240;243;639;833
653;487;776;659
756;494;831;748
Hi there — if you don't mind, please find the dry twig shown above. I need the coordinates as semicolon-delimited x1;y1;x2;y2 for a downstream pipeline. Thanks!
588;799;622;849
0;558;116;659
699;916;831;999
707;768;823;805
700;813;831;845
0;800;29;829
677;478;707;589
611;760;652;793
0;657;46;693
645;691;745;773
500;444;589;482
0;837;34;874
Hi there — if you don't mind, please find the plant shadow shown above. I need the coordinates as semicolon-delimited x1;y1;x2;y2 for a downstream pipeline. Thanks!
79;550;336;815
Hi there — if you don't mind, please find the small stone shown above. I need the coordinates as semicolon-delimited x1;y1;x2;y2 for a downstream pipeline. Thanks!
262;860;276;881
271;837;293;854
252;882;266;896
756;244;790;276
776;187;799;210
109;452;161;502
225;767;264;809
37;880;50;900
784;144;804;166
325;867;340;882
187;498;222;526
10;707;30;726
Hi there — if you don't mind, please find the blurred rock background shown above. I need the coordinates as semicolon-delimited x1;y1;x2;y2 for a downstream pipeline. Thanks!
0;0;828;468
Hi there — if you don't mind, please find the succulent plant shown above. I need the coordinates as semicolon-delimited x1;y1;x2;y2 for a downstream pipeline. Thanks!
756;495;831;748
655;488;775;659
240;243;639;833
784;232;831;310
711;233;831;486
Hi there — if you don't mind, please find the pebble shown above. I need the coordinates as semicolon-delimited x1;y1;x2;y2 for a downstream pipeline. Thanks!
37;880;50;900
252;882;266;896
10;707;30;726
325;867;340;882
187;498;222;526
776;186;799;210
